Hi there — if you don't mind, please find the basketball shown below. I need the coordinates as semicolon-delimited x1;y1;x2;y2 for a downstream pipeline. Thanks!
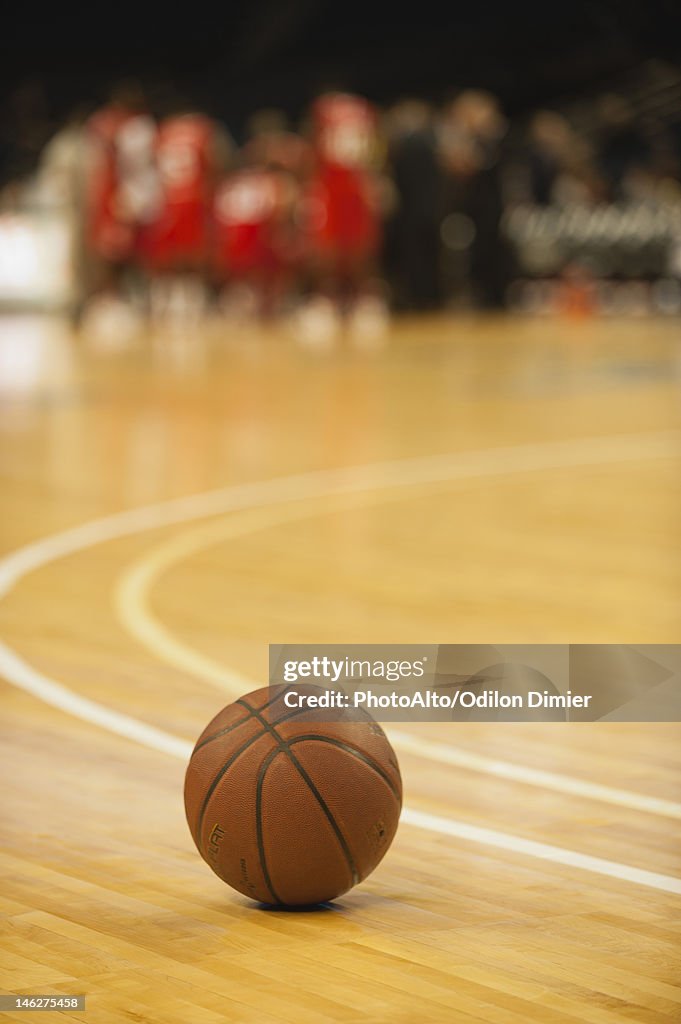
184;685;402;905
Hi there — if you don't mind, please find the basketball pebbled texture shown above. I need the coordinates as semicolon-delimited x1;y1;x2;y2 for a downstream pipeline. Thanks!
184;685;402;905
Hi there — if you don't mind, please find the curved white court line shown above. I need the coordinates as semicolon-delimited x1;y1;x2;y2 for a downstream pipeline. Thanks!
1;433;681;894
402;809;681;894
0;638;191;760
385;731;681;820
1;430;679;597
113;444;681;822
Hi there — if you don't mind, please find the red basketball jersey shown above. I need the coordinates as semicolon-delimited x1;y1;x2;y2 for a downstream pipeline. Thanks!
146;114;220;267
85;104;136;260
213;168;293;276
303;94;381;260
155;114;218;206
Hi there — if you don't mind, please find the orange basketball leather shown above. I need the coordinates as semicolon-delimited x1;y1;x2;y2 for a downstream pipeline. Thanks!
184;686;402;905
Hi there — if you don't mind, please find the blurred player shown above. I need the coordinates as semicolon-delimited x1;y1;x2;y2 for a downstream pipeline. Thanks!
212;111;307;320
144;96;231;326
36;105;91;321
82;81;155;340
297;90;388;347
213;161;299;321
243;108;311;180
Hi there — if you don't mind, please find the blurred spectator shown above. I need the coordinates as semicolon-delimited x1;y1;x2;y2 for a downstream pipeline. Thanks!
440;90;513;309
386;99;442;310
526;111;572;205
596;94;652;200
527;110;603;206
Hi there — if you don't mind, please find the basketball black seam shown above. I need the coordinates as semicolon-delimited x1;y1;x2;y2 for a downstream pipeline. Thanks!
195;726;271;841
255;748;285;905
193;686;304;753
286;735;402;804
193;707;257;753
237;699;360;888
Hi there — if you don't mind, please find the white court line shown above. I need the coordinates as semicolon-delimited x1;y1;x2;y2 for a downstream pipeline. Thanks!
1;430;679;596
386;731;681;820
112;447;681;822
1;434;681;894
0;639;191;760
2;636;680;895
403;809;681;894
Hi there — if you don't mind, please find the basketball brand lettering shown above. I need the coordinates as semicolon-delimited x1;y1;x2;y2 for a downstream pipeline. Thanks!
240;858;257;894
208;824;225;863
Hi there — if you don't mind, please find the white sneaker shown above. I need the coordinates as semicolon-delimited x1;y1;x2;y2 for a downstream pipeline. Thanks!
81;296;141;351
293;296;341;352
347;296;390;351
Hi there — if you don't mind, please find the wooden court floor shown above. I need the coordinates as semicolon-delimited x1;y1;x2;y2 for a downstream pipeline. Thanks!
0;313;680;1023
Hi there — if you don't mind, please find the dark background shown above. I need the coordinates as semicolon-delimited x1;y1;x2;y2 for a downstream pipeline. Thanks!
3;0;681;131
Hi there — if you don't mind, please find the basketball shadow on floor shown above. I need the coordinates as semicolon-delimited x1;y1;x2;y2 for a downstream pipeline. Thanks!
255;900;339;913
228;891;396;914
